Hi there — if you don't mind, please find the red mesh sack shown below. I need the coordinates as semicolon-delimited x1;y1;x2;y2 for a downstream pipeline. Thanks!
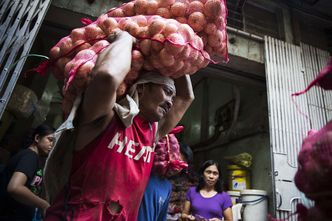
293;58;332;96
296;204;331;221
107;0;228;62
153;126;188;177
48;14;211;115
294;120;332;205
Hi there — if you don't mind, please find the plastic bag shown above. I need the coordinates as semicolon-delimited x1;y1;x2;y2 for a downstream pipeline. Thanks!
107;0;228;61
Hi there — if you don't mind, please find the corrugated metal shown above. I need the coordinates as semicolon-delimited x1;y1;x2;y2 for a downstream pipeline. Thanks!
0;0;52;119
265;37;331;220
301;43;332;127
264;36;310;219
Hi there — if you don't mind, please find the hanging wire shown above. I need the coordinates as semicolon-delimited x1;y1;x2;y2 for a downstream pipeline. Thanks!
7;53;49;72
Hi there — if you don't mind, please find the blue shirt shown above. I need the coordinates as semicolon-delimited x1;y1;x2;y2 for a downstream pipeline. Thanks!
137;175;172;221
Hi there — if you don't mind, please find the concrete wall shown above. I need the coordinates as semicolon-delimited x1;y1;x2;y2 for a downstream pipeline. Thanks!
51;0;124;18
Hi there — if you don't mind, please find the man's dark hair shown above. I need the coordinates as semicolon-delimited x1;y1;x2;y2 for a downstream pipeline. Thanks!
179;143;193;164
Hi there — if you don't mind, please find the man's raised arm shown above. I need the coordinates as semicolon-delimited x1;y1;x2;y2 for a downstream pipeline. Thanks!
80;30;135;125
158;74;194;138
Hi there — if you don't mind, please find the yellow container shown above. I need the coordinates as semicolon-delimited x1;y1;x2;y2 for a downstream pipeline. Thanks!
227;165;250;191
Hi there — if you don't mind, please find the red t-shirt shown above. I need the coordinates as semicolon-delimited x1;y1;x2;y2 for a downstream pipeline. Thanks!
45;115;157;221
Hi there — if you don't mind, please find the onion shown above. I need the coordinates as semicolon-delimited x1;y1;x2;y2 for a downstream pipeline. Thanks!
215;16;225;29
187;1;204;15
90;40;110;53
143;60;154;71
134;0;148;14
178;24;195;42
109;8;124;17
131;50;144;71
146;0;158;15
64;61;74;78
72;40;91;54
158;0;176;8
170;2;186;17
71;28;86;42
123;21;140;36
204;23;217;35
188;12;206;32
85;24;105;41
164;22;178;37
204;0;222;18
151;33;165;52
137;27;150;38
208;30;225;47
100;17;118;35
176;17;187;24
59;37;73;57
159;48;175;67
139;39;152;56
135;15;148;27
178;45;191;58
149;19;166;35
156;8;171;18
55;57;71;75
122;2;135;16
49;46;61;60
150;56;163;69
166;33;185;53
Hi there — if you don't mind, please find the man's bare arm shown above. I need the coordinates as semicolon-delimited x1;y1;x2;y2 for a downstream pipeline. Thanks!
158;74;194;138
80;30;135;125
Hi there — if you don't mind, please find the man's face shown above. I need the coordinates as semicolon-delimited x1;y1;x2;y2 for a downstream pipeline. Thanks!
138;83;176;122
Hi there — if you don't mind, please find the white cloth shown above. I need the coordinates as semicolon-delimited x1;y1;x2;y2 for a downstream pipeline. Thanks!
232;203;243;221
115;72;175;127
114;94;139;128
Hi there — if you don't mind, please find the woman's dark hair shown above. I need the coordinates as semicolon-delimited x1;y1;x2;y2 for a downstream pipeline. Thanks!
196;160;223;193
23;124;55;148
180;143;193;164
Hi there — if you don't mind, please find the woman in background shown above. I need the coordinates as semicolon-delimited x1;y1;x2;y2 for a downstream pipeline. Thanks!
182;160;233;221
0;124;55;221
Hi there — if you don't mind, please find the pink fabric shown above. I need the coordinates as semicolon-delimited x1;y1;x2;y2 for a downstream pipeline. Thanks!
45;115;156;221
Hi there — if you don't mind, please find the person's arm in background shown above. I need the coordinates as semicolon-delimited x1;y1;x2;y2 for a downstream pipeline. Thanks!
222;207;233;221
181;200;195;220
7;172;49;214
158;75;194;138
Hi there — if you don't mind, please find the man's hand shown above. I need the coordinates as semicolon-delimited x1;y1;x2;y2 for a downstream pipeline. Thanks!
107;28;136;44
